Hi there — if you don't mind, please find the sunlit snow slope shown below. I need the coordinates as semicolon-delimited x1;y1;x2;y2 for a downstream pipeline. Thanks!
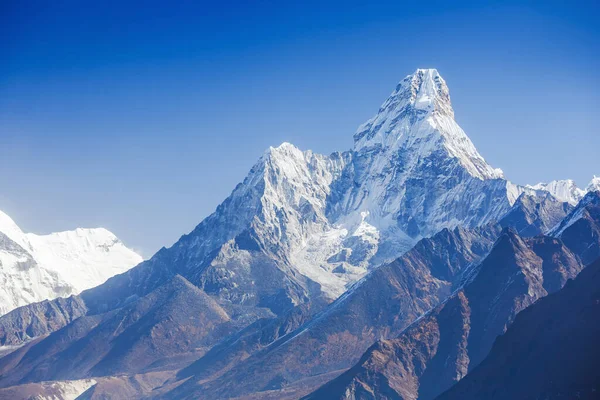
0;209;142;315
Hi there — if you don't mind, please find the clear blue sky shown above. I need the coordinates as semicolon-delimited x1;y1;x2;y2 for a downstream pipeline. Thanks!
1;0;598;257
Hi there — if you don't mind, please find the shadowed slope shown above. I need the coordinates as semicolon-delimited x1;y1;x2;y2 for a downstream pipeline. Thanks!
436;257;600;400
304;222;593;400
0;275;232;388
160;226;501;399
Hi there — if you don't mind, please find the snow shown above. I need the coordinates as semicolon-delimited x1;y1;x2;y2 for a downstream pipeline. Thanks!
0;210;29;249
4;68;562;308
196;68;522;300
586;175;600;193
25;228;142;293
353;68;504;181
525;176;600;206
0;211;143;316
31;379;97;400
506;182;529;206
526;179;585;205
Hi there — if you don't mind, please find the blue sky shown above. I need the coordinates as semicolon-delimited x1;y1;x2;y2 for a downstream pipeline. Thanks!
1;0;598;256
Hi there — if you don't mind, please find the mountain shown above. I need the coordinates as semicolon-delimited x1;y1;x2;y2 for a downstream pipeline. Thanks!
549;190;600;264
0;68;520;337
586;175;600;192
303;192;600;400
526;179;585;205
0;68;592;399
161;225;501;399
0;224;501;394
329;69;511;268
526;176;600;205
436;257;600;400
498;192;572;237
0;275;235;388
162;67;519;308
0;209;142;316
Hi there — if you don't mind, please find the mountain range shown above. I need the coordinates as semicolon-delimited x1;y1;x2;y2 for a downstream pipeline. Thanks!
0;68;597;400
304;190;600;400
0;209;142;316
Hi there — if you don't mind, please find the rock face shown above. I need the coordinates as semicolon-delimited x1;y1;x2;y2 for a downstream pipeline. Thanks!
436;257;600;400
304;292;473;400
549;190;600;265
303;193;600;400
499;192;572;237
0;295;87;346
0;209;142;316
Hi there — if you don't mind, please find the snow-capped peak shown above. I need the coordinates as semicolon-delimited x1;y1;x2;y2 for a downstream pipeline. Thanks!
407;68;453;117
0;209;143;316
373;68;453;120
526;179;585;206
353;68;503;181
0;209;28;249
586;175;600;193
526;177;600;205
83;68;532;308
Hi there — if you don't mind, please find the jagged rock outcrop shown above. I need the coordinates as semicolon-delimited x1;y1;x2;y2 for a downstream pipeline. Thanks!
549;190;600;264
499;192;572;236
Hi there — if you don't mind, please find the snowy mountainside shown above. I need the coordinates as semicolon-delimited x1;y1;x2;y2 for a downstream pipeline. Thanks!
0;209;142;315
526;179;585;205
0;69;557;314
587;175;600;192
526;176;600;206
189;69;531;301
352;69;503;180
